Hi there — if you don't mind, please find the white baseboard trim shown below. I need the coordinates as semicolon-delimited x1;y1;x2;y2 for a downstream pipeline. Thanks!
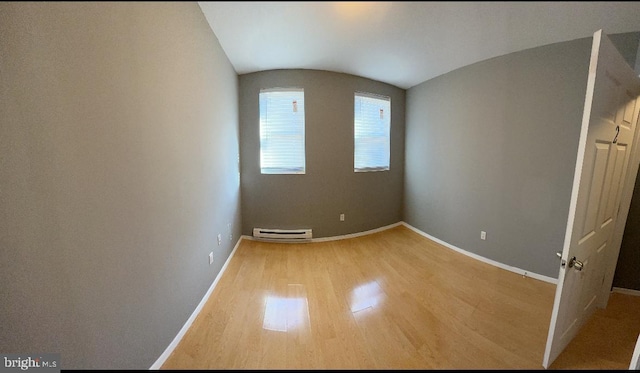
310;222;403;242
401;222;558;285
243;222;403;243
149;236;245;370
612;287;640;297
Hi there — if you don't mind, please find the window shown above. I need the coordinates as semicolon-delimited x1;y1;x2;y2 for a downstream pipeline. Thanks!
259;88;305;174
354;92;390;172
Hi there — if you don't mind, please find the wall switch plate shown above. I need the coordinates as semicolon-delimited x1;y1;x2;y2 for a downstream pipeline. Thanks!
340;213;345;221
209;252;214;265
217;234;222;245
481;231;486;240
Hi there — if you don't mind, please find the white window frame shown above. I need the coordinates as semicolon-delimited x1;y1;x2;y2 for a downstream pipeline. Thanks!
259;88;306;174
354;92;391;172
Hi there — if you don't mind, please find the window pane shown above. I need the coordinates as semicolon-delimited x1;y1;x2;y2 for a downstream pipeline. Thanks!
259;89;305;174
354;93;390;172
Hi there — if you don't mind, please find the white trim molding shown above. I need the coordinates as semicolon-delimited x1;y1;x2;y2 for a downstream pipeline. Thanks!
310;222;402;242
401;222;558;285
150;236;245;370
612;287;640;297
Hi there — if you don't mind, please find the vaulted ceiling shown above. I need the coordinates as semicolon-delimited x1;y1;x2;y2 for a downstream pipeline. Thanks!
198;1;640;89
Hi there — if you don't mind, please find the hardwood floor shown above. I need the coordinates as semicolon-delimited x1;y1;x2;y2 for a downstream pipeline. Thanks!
549;291;640;370
161;225;639;369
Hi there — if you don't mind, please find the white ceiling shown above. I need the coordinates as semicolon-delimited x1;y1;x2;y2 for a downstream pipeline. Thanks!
198;1;640;89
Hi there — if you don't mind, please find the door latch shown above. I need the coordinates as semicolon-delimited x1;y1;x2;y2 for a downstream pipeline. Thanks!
557;251;567;268
558;252;583;271
568;256;584;271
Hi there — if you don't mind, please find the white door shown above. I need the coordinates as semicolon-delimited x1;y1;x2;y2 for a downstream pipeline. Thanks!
542;30;640;369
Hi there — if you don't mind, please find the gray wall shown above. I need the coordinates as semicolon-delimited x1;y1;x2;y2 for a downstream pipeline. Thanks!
636;38;640;73
0;2;241;369
404;38;594;278
239;70;405;238
609;32;640;71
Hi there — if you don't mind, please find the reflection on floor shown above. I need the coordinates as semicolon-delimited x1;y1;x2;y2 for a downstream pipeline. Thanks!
263;284;310;333
350;280;384;314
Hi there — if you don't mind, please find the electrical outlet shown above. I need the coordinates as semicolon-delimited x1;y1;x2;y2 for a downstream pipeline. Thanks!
217;234;222;246
209;252;214;265
481;231;486;240
340;213;345;222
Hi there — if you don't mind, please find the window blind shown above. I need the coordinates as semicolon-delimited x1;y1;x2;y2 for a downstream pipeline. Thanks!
259;88;305;174
354;92;390;172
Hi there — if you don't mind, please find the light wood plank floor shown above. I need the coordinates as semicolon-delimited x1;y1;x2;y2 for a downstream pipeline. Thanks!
549;291;640;370
162;225;640;369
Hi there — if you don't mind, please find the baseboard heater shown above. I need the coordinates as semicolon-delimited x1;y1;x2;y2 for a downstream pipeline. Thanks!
253;228;312;240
